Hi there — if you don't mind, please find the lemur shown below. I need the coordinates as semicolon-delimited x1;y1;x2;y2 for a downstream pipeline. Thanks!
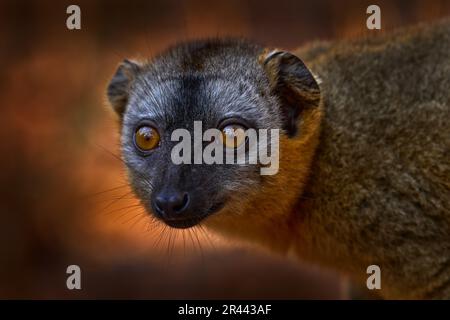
107;19;450;299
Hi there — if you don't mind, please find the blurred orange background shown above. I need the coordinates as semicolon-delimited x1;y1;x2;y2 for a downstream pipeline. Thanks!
0;0;449;299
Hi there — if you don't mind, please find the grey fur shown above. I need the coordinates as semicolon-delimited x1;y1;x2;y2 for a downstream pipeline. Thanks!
108;39;297;228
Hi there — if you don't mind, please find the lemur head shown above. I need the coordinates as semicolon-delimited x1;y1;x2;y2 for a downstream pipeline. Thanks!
107;39;321;233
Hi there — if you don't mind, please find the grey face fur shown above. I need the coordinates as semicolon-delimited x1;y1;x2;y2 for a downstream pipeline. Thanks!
107;39;319;228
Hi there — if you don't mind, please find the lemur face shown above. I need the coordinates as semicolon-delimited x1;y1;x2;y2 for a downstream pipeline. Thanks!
120;74;279;229
107;40;320;229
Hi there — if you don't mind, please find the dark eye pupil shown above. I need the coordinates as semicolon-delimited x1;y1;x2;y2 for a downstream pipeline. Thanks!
135;125;160;151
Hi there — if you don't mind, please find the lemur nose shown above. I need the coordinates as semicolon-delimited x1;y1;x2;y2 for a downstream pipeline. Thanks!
152;190;190;219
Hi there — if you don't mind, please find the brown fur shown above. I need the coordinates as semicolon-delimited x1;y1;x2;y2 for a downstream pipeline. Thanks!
207;19;450;299
205;106;323;253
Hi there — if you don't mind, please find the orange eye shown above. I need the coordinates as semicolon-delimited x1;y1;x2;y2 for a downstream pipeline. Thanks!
220;124;246;149
134;126;160;151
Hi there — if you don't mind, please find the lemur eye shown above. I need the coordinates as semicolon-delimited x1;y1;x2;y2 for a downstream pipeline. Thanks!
134;126;160;151
220;124;246;149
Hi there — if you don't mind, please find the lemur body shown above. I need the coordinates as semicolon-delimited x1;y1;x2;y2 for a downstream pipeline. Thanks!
292;21;450;299
107;19;450;299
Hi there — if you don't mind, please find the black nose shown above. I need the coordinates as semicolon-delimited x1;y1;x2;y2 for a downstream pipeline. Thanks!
152;190;190;220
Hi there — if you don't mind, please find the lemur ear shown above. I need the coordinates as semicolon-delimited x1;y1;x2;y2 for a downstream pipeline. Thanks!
107;59;142;117
261;50;321;137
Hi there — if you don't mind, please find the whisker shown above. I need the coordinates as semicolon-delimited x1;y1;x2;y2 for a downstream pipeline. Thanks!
198;225;217;252
187;227;197;255
111;207;141;223
100;190;135;212
90;193;136;206
129;212;148;230
104;203;142;218
121;211;146;225
82;184;131;198
181;229;186;257
154;225;168;252
191;227;205;263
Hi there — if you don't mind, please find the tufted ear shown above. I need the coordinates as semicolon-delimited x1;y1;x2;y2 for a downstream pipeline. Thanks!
261;50;321;137
107;59;142;117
